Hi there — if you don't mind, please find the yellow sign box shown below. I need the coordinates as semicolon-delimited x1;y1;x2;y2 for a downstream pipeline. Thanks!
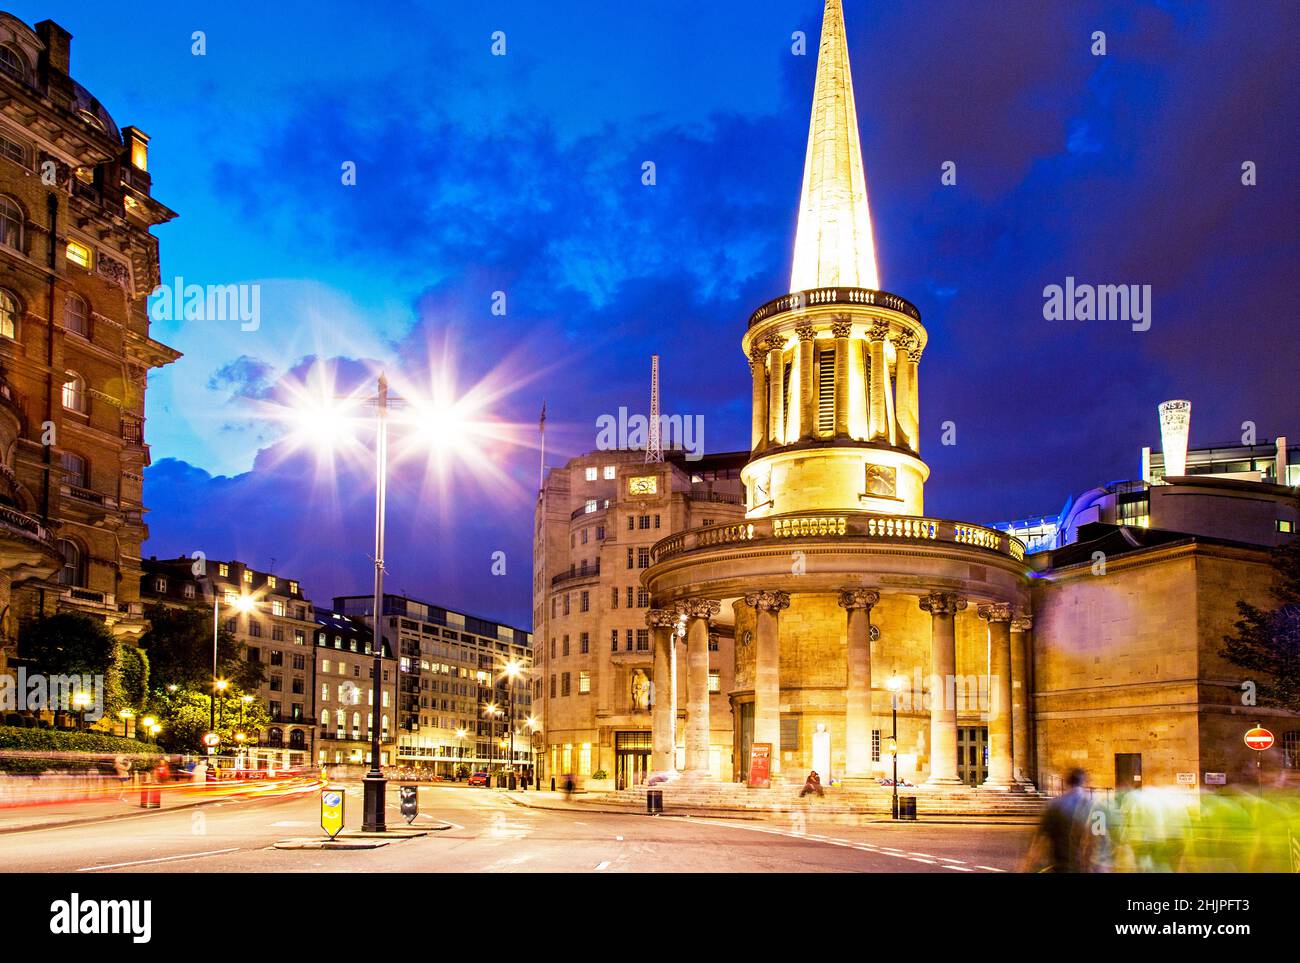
321;789;345;839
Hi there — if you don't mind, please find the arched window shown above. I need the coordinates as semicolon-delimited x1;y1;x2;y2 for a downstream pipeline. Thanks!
64;293;89;337
0;45;26;83
268;728;283;747
0;288;17;339
61;372;86;413
0;195;21;250
59;451;87;488
351;711;360;735
335;709;344;730
289;729;305;749
320;709;329;727
57;538;85;587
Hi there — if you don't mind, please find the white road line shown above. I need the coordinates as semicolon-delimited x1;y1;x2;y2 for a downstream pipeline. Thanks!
934;856;966;864
945;865;975;872
594;860;610;871
975;865;1008;873
908;857;936;864
78;848;241;872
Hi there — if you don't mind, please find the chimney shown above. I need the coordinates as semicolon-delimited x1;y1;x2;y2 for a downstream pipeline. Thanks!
35;20;72;76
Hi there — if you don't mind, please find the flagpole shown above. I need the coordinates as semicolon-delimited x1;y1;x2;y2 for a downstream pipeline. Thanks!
538;401;546;494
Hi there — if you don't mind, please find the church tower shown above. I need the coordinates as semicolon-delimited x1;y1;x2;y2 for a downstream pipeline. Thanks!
741;0;929;519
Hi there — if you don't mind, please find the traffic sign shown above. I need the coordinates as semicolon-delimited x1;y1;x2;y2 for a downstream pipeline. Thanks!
1245;726;1274;751
202;732;220;747
321;789;345;838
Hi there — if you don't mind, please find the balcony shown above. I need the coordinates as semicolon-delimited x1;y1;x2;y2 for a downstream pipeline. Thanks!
551;562;600;587
652;511;1026;565
0;503;56;550
747;286;922;329
571;499;610;520
61;484;118;509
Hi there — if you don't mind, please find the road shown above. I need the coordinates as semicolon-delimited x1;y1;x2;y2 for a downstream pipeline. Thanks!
0;785;1032;873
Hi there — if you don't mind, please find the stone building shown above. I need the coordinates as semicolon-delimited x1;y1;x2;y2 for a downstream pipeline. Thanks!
534;448;746;788
142;557;319;758
0;14;178;663
312;608;398;767
334;593;534;778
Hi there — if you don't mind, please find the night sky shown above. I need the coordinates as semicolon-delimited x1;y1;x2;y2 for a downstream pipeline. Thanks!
11;1;1296;628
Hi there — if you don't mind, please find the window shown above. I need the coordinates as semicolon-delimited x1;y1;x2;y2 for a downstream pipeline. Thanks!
272;600;285;616
0;132;23;167
872;729;881;763
580;591;589;613
635;629;649;651
584;498;597;513
1279;520;1295;534
65;240;92;270
269;676;282;692
292;678;304;695
654;514;661;529
271;625;284;642
627;516;634;532
289;580;299;594
561;673;571;696
638;514;650;530
581;528;588;545
563;594;570;615
585;467;597;481
0;44;26;82
637;547;650;568
625;629;633;652
579;632;589;654
562;635;570;656
57;538;85;587
0;288;17;339
549;675;556;698
269;650;282;666
708;634;719;652
709;671;721;693
626;547;634;569
242;569;253;583
218;563;229;577
549;638;555;659
611;587;619;608
248;620;262;638
64;293;89;336
153;576;167;593
637;588;649;608
1284;731;1300;769
183;583;195;600
59;451;87;488
579;743;592;775
61;372;86;413
603;465;616;479
578;671;591;694
611;630;619;653
0;195;21;250
626;587;634;608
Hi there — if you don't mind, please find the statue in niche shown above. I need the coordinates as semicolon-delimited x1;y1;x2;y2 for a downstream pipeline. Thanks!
631;669;651;711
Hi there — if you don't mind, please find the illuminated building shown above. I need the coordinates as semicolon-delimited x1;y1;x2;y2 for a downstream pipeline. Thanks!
0;13;178;667
334;593;534;777
313;609;398;767
533;449;745;788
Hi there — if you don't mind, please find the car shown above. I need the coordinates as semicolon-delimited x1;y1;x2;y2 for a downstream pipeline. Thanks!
466;771;490;787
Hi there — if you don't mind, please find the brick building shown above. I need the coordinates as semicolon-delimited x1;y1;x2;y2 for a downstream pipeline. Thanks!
0;13;178;662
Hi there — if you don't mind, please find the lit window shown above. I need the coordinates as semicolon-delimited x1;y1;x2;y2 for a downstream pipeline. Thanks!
267;575;277;589
223;589;237;605
130;138;148;172
585;467;597;481
578;743;592;775
218;563;229;577
0;288;15;340
61;372;86;413
709;670;721;693
289;580;298;594
183;583;195;599
65;240;92;270
59;451;86;488
584;498;597;513
64;292;89;336
242;569;252;583
1279;520;1295;534
154;576;166;593
272;600;285;616
0;195;22;250
578;671;590;694
603;465;616;479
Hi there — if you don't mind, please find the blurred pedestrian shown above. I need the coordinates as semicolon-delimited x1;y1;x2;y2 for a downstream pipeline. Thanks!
1024;768;1100;872
799;771;824;798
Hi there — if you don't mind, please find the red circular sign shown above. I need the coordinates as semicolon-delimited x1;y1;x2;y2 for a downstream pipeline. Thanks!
1244;727;1274;751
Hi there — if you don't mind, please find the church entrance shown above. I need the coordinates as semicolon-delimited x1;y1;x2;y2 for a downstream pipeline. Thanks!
615;730;652;790
957;726;988;786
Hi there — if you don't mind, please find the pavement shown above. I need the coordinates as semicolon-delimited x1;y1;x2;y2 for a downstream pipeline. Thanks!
0;782;1033;873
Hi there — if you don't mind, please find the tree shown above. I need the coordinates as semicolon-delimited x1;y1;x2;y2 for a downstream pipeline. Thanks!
21;613;115;678
149;683;269;754
138;603;263;693
1221;539;1300;712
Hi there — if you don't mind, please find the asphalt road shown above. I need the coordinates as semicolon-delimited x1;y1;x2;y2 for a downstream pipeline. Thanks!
0;785;1032;873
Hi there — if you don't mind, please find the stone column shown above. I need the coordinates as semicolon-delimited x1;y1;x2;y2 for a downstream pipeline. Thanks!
1011;616;1034;786
867;320;889;441
749;347;768;452
647;608;679;775
744;590;790;777
676;597;720;775
891;333;915;450
979;603;1015;790
839;589;879;777
905;344;921;453
831;319;852;437
920;591;966;786
766;335;786;447
796;324;816;440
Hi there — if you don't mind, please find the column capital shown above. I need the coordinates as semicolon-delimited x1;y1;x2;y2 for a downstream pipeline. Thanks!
763;333;787;353
830;318;853;339
867;318;890;343
838;588;880;611
795;323;816;342
749;345;768;365
744;590;790;613
1011;615;1034;632
675;597;721;621
919;591;967;616
889;331;914;353
645;608;679;629
977;602;1014;623
907;344;922;364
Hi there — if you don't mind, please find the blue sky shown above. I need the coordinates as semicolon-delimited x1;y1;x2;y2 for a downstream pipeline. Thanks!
9;1;1297;627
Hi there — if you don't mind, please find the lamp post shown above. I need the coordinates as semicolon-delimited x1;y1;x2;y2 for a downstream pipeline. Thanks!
504;660;521;775
525;715;540;790
887;673;902;820
208;586;255;734
72;691;90;730
483;701;500;780
118;708;134;738
142;715;156;744
455;727;467;780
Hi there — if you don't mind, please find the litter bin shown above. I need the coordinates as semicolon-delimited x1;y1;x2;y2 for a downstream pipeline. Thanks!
139;786;160;809
647;789;664;815
898;795;917;820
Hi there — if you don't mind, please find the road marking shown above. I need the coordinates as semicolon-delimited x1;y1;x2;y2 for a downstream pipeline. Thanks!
594;860;610;871
944;865;975;872
78;848;241;872
615;835;624;841
908;857;936;864
975;865;1008;873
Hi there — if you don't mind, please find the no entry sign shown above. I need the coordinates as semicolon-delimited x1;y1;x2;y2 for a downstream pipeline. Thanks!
1244;726;1274;751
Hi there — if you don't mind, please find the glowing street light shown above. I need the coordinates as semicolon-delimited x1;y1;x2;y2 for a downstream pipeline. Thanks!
118;708;135;738
503;660;523;779
887;673;903;819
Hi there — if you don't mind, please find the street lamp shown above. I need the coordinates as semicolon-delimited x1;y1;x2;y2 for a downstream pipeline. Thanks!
525;715;540;790
214;679;229;748
886;673;903;819
117;708;134;738
72;691;90;730
482;702;501;780
209;589;255;735
504;660;522;776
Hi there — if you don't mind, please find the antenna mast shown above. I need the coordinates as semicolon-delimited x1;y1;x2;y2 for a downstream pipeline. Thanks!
646;354;662;463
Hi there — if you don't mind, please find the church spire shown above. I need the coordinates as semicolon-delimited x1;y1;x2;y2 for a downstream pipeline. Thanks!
789;0;880;292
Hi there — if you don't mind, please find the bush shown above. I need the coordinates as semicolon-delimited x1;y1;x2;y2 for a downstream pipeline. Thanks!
0;725;160;773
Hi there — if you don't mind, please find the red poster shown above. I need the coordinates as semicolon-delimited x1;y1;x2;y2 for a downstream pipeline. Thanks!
748;743;772;788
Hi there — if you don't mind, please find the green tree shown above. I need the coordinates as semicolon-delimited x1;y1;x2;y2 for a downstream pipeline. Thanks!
21;612;115;677
138;603;263;693
1221;539;1300;712
149;683;269;754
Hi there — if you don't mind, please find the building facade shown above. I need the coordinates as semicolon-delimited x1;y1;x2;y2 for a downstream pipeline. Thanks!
142;557;319;758
334;593;534;777
534;449;746;788
313;608;398;767
0;14;179;664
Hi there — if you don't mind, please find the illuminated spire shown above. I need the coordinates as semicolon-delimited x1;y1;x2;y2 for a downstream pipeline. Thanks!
789;0;880;292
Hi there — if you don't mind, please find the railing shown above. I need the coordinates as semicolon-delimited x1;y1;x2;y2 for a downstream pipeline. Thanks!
571;499;610;520
687;490;745;505
748;286;922;328
652;512;1026;564
63;485;117;508
63;587;115;608
0;503;56;548
551;563;601;586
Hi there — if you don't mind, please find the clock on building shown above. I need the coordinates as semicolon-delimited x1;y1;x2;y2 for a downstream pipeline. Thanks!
628;475;658;496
